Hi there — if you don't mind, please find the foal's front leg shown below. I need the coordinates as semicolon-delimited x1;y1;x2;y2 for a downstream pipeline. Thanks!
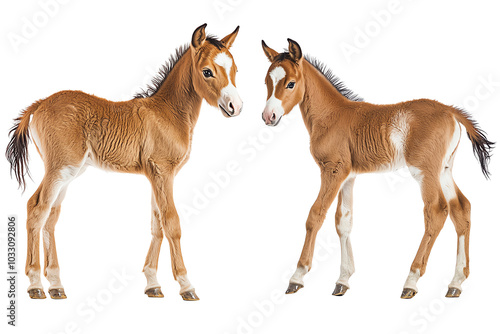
286;164;350;294
147;168;198;301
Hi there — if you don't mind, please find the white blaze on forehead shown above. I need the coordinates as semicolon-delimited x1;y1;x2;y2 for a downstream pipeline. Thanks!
269;66;286;88
265;66;286;119
214;52;241;110
214;52;233;80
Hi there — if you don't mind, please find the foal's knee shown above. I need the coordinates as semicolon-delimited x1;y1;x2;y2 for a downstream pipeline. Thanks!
335;208;352;237
43;207;61;231
162;211;181;240
456;192;471;215
306;205;326;232
424;194;448;222
449;196;471;235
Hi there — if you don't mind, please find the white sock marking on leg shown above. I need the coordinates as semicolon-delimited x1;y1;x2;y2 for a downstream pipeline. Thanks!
143;266;161;291
27;269;43;291
290;266;309;286
404;269;421;291
449;235;467;290
177;275;194;294
45;267;63;290
336;177;355;287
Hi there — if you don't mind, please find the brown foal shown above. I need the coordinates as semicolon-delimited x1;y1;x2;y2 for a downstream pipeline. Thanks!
261;39;493;298
6;24;242;301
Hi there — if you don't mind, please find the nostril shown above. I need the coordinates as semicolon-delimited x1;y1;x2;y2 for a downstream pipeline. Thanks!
229;102;235;113
271;113;276;121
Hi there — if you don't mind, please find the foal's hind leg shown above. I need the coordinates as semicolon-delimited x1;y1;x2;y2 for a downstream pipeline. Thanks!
445;180;471;298
42;186;68;299
332;176;356;296
26;170;70;299
402;170;449;299
143;192;164;298
41;164;86;299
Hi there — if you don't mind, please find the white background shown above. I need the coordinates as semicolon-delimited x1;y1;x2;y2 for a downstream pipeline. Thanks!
1;0;499;333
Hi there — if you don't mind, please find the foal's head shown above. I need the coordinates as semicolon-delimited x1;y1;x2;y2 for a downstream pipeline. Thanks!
261;39;305;126
190;24;243;117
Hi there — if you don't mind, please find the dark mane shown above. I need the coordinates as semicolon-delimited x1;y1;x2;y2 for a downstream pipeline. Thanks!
304;55;363;102
134;44;190;99
134;35;225;99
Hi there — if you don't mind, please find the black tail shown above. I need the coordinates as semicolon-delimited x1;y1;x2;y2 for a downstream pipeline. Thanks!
453;107;495;178
6;101;40;191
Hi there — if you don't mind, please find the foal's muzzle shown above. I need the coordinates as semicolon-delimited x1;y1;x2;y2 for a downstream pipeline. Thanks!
219;101;242;118
262;107;282;126
218;88;243;118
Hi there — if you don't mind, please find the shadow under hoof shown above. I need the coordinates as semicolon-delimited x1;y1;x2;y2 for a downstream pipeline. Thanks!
285;283;304;294
49;288;67;299
181;291;199;301
332;284;349;296
445;287;461;298
145;287;164;298
400;288;417;299
28;288;46;299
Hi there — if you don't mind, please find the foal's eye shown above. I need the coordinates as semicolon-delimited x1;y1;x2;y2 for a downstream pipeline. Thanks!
203;69;213;78
286;81;295;89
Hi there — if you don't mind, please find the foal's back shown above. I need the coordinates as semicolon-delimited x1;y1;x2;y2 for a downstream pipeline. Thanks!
30;90;152;173
331;98;458;174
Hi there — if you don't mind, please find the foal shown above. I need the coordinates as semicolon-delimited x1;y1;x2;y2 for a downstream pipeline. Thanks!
261;39;493;298
6;24;242;301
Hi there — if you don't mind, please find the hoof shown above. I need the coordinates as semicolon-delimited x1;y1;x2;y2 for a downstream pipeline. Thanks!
401;288;417;299
332;283;349;296
445;287;461;298
49;288;67;299
28;288;46;299
145;287;164;298
181;291;199;301
285;282;304;294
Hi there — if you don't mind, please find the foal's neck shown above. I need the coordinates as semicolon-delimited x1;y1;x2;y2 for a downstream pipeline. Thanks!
299;60;354;135
148;48;202;129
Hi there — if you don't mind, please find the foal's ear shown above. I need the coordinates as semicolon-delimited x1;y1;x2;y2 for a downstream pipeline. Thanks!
262;40;278;62
287;38;303;63
221;26;240;49
191;23;207;49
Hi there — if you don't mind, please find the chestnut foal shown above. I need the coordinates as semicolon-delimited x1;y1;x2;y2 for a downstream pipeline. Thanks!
261;39;493;298
6;24;243;301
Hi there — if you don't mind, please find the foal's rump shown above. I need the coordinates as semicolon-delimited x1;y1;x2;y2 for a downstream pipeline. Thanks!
29;91;91;162
347;101;456;174
399;99;459;172
401;99;493;177
347;98;493;177
7;90;146;189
